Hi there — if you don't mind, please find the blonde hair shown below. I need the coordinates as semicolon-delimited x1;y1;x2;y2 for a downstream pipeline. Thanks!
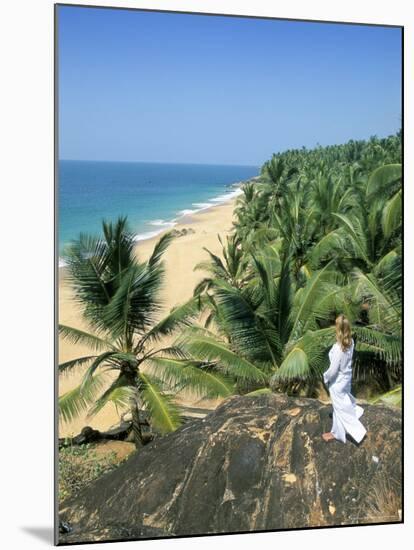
335;314;352;351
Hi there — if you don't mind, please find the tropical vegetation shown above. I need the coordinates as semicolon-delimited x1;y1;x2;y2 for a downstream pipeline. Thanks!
59;132;402;443
189;132;402;397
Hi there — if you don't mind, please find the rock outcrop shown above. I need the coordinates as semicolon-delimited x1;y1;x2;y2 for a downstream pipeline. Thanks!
59;393;402;543
170;227;195;238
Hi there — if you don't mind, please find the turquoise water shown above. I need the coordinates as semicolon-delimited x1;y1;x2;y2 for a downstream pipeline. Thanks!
58;160;258;258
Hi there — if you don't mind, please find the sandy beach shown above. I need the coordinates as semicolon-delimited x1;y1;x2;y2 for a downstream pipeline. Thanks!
58;197;238;437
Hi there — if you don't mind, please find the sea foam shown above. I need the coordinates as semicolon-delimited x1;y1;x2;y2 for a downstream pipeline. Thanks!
148;219;177;228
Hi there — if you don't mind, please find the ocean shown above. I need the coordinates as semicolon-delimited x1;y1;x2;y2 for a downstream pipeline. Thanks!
58;160;258;261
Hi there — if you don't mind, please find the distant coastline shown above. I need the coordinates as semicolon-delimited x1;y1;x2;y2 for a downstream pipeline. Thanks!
58;168;259;268
130;181;245;244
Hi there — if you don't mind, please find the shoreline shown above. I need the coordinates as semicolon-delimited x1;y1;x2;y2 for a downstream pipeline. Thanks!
59;195;240;278
58;180;252;268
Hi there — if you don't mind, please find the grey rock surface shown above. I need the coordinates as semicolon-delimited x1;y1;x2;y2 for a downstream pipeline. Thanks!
59;393;402;543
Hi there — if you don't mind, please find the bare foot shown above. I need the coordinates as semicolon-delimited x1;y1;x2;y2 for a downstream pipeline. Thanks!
322;432;335;442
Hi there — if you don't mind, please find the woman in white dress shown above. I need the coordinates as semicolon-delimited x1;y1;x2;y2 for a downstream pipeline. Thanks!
322;314;367;443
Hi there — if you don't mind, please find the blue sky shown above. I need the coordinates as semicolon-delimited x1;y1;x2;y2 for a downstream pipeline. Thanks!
58;6;402;165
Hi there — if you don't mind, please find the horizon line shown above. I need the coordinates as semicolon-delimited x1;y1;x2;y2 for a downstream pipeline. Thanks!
58;129;402;168
59;158;261;167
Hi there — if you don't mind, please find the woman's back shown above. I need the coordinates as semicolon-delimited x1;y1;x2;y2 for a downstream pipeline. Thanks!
333;338;354;377
327;338;354;380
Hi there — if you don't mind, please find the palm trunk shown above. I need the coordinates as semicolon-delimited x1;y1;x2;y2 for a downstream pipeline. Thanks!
124;367;154;449
129;389;143;449
129;382;153;448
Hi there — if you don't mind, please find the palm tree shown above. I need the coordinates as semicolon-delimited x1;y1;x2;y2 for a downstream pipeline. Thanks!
59;218;235;447
233;183;269;240
193;234;252;293
260;156;299;205
267;181;316;283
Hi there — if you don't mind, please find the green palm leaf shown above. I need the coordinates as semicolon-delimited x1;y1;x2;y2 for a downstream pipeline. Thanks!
139;372;181;433
147;232;174;268
245;388;272;396
178;330;268;384
102;263;163;339
370;385;402;407
80;351;121;393
58;324;114;352
309;229;344;266
289;261;334;338
382;189;402;239
63;233;112;313
58;355;97;375
273;347;310;381
275;251;293;346
102;217;135;277
59;372;108;424
375;249;399;276
213;281;281;365
352;269;400;330
87;375;135;418
352;326;401;365
366;163;401;198
142;297;202;345
333;213;370;265
146;356;235;398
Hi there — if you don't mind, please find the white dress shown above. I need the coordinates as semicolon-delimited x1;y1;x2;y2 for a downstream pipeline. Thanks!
323;339;366;443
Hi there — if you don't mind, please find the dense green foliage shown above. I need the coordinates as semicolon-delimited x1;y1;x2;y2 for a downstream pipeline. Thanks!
190;133;402;397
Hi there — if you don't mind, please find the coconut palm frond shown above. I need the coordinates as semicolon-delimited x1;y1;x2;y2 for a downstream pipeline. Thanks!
272;347;310;382
102;262;163;339
212;281;281;364
352;326;401;365
58;324;114;352
59;372;108;424
382;189;402;239
147;232;175;268
309;229;345;266
352;269;401;330
370;385;402;407
87;374;134;418
102;216;135;276
79;351;124;393
178;331;268;385
142;297;202;346
63;233;112;314
58;355;97;375
333;213;370;266
139;372;182;433
289;261;334;338
366;163;402;199
244;387;272;396
146;356;235;398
